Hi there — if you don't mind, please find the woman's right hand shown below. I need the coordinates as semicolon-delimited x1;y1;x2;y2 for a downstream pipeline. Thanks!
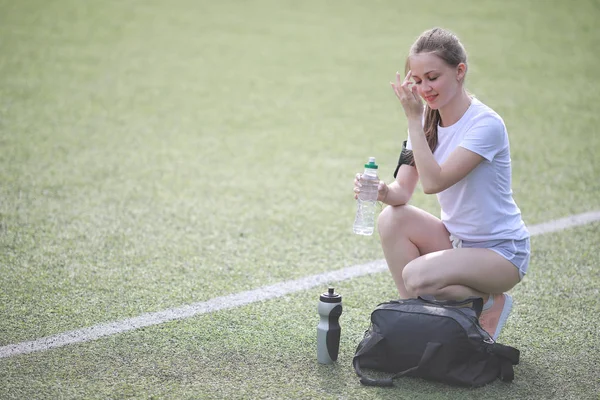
354;173;389;202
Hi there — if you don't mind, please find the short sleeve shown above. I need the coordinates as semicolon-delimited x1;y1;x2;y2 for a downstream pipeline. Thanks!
459;116;507;162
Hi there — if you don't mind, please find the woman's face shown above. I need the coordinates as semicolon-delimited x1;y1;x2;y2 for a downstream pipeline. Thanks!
409;52;465;110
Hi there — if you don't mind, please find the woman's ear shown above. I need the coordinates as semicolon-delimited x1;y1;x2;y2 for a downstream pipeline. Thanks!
456;63;467;82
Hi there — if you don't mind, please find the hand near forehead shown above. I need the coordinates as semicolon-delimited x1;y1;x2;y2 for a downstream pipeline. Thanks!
391;70;423;120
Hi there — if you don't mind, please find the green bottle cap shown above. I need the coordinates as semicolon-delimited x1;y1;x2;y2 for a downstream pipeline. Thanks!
364;157;378;169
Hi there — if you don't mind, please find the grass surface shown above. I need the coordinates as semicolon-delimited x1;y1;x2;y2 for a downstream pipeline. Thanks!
1;0;599;398
1;224;599;399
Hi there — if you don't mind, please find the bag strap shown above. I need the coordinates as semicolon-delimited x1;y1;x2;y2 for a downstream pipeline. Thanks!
499;359;514;382
418;296;484;317
490;343;520;364
354;342;442;387
489;342;520;382
353;332;384;358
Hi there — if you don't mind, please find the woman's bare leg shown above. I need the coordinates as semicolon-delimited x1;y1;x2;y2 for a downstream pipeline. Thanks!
378;204;520;299
378;203;521;338
377;204;453;298
401;248;521;339
402;248;520;300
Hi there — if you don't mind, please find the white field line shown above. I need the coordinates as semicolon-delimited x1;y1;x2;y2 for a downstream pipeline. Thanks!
1;210;599;359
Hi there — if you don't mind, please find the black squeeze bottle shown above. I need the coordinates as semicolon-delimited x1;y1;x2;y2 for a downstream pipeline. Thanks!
317;287;343;364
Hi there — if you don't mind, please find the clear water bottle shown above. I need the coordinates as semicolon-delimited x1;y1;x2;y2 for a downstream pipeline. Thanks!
317;287;342;364
353;157;379;236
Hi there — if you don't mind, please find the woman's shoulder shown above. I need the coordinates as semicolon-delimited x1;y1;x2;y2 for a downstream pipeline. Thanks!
469;98;506;129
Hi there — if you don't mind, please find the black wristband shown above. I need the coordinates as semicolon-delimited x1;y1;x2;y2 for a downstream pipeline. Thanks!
393;140;413;178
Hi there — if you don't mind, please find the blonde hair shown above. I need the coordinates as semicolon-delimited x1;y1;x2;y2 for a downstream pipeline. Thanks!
405;28;468;166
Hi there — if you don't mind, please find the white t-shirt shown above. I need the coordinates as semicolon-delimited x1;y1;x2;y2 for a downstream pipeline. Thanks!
406;98;529;241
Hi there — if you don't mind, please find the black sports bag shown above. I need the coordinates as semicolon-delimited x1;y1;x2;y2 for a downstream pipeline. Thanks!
353;297;520;388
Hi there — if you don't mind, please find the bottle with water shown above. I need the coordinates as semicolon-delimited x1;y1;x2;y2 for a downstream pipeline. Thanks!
317;287;342;364
353;157;379;236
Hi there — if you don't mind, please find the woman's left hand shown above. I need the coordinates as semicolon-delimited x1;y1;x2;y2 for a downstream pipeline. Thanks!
391;70;423;120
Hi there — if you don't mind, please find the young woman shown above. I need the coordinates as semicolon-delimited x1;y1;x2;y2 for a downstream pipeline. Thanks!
354;27;530;340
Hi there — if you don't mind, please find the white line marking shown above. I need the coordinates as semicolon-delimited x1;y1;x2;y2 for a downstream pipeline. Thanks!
1;210;599;359
527;210;600;236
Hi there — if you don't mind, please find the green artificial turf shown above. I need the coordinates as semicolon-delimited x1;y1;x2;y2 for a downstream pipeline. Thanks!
0;0;599;398
1;224;598;399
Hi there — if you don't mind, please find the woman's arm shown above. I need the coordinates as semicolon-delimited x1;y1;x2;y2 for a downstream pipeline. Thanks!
408;119;484;194
381;164;419;206
392;70;485;195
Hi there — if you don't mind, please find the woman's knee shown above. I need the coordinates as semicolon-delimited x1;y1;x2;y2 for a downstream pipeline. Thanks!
377;204;414;238
379;205;451;256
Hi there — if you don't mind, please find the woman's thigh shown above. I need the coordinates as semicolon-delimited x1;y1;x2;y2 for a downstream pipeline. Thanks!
463;238;531;280
378;204;452;256
403;247;521;295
